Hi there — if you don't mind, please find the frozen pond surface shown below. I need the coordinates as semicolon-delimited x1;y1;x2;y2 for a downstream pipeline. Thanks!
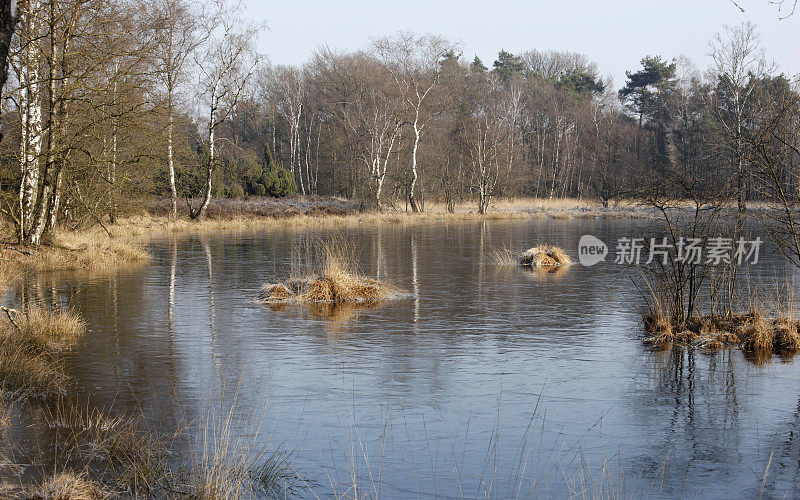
13;218;800;498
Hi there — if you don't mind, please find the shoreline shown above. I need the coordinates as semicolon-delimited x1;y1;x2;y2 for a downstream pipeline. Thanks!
1;196;654;278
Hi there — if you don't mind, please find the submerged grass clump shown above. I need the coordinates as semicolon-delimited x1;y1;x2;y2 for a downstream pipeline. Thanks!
519;245;572;269
0;306;86;396
257;240;401;306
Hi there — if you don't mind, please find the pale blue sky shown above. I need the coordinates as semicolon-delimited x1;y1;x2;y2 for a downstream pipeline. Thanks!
245;0;799;90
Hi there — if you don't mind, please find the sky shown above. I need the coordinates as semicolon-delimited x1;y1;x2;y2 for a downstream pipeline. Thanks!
243;0;799;90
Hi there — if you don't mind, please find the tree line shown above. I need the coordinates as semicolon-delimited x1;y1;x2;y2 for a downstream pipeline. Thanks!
0;0;798;247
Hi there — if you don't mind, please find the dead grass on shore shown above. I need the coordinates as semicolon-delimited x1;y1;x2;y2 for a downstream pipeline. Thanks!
258;241;401;306
104;196;651;240
0;229;149;276
0;307;85;396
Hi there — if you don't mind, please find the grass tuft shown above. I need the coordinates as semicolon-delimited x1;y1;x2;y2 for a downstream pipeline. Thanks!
258;240;401;306
28;471;110;500
490;245;518;266
519;245;572;269
643;307;800;361
0;307;86;396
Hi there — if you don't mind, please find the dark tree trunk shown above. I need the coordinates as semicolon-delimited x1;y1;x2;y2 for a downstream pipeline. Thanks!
0;0;17;143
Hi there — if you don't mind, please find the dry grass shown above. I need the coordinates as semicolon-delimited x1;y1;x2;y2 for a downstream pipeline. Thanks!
258;241;401;306
13;307;85;353
519;245;572;269
176;398;293;500
43;401;169;494
101;196;653;241
0;230;149;275
490;245;518;266
0;389;11;431
27;471;110;500
0;260;19;292
0;307;86;395
643;306;800;360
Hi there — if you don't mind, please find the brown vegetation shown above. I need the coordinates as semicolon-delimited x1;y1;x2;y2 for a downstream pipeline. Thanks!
258;241;401;306
0;229;149;275
519;245;572;269
644;307;800;359
0;306;85;395
26;472;111;500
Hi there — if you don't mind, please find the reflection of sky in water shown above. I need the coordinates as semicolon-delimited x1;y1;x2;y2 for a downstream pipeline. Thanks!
8;218;800;498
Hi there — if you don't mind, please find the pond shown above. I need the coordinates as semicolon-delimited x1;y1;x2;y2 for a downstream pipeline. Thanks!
6;218;800;498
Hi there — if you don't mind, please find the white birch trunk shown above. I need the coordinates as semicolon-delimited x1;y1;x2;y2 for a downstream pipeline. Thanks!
18;0;43;243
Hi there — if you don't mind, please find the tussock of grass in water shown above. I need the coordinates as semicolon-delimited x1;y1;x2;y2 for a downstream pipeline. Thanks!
0;307;85;396
26;471;110;500
257;241;401;306
519;245;572;269
643;307;800;359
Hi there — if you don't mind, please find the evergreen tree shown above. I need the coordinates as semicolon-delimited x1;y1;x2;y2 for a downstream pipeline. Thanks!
470;55;488;73
492;50;525;81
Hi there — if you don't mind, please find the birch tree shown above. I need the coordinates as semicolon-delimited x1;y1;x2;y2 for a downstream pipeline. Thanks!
17;0;44;243
188;0;259;220
465;73;516;214
265;64;307;193
355;61;402;210
708;22;770;212
150;0;204;218
374;33;453;212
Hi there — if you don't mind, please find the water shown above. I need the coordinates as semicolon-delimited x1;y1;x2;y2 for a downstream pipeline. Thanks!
8;218;800;498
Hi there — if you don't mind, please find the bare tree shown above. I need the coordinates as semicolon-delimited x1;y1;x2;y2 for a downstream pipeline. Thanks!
264;64;307;193
748;77;800;266
464;72;520;213
374;32;453;212
149;0;205;218
188;0;259;220
708;22;770;212
0;0;18;144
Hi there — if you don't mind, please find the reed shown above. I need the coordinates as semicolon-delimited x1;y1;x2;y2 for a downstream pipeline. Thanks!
43;401;169;493
490;245;518;266
176;399;293;499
